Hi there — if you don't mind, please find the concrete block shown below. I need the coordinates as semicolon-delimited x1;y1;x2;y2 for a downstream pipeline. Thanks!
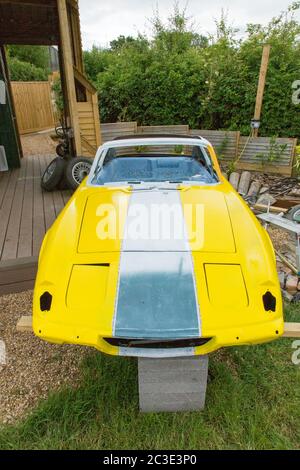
238;171;251;196
138;355;208;413
229;172;240;190
247;181;261;198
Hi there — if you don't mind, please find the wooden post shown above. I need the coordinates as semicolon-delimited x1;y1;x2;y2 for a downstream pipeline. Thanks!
253;44;271;137
57;0;82;154
69;0;84;73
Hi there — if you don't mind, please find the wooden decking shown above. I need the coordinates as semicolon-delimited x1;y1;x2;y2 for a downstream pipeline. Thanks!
0;154;72;295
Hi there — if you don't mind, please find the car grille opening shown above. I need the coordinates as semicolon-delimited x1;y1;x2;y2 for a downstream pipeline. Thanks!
104;337;212;349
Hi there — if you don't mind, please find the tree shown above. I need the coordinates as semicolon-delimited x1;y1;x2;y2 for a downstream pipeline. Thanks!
110;35;137;50
83;4;300;137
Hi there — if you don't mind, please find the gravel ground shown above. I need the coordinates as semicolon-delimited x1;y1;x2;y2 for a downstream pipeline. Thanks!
0;291;88;424
21;132;56;157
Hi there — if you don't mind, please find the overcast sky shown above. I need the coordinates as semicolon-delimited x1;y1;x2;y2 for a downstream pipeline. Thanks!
79;0;299;49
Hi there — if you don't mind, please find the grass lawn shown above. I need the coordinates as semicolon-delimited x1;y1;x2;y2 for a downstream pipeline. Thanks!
0;304;299;450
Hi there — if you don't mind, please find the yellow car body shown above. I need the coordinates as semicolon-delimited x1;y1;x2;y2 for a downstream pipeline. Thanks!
33;137;283;357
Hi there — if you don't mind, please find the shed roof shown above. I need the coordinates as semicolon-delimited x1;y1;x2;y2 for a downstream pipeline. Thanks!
0;0;60;45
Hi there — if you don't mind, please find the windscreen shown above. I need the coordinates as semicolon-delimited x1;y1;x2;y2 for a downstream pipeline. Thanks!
91;144;218;185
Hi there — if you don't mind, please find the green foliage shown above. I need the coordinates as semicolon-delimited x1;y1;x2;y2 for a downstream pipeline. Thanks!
134;145;148;154
83;4;300;137
83;46;113;86
52;76;64;116
7;45;50;70
8;57;48;81
256;135;288;167
7;45;50;81
174;145;184;154
110;35;138;51
294;145;300;173
216;134;229;159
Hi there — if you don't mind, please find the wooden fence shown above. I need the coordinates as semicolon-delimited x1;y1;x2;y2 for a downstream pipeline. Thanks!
236;137;297;176
101;122;138;142
100;122;297;176
190;129;240;161
138;125;190;136
11;81;55;134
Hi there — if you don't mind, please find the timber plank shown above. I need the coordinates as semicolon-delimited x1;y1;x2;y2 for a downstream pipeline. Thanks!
0;171;11;210
0;280;35;296
41;155;57;231
52;189;65;217
0;168;20;260
0;256;38;296
32;156;46;256
61;189;72;206
18;155;34;258
1;157;26;260
0;263;37;286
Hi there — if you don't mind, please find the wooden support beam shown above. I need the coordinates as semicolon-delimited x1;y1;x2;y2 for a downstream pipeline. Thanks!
254;204;288;214
0;0;55;6
73;67;96;94
81;135;97;154
92;92;102;146
69;1;83;72
16;317;300;340
67;0;79;11
57;0;82;154
253;44;271;137
0;1;59;45
283;323;300;338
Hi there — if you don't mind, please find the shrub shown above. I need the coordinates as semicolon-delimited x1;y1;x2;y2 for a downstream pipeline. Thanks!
8;57;48;81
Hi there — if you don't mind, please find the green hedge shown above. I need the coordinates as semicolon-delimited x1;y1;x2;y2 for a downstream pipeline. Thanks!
84;5;300;138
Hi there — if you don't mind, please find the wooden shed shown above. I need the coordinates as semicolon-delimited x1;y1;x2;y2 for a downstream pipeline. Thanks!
0;0;101;168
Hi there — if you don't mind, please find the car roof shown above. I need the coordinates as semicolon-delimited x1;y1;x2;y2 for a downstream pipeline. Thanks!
113;133;202;141
101;135;211;148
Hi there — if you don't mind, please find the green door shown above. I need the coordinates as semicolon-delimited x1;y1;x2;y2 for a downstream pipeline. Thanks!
0;48;21;170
